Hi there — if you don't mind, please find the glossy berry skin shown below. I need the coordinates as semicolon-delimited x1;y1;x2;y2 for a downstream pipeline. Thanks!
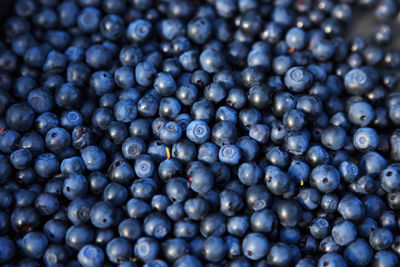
127;19;152;42
90;201;115;229
103;182;128;206
249;124;270;144
369;228;393;250
284;67;313;93
202;235;226;262
348;102;375;127
318;253;348;267
310;164;340;193
21;232;48;259
77;7;101;33
133;236;159;262
372;250;399;267
78;244;104;267
1;0;400;265
90;71;114;96
159;121;182;145
143;213;171;239
242;232;270;260
35;192;59;215
332;220;357;246
154;72;177;97
135;61;157;87
85;44;112;69
63;225;91;252
338;195;365;222
285;27;307;50
106;237;132;264
10;148;32;170
321;126;347;151
219;144;241;165
34;153;59;178
186;120;210;144
343;238;373;266
6;103;34;132
200;48;224;73
266;242;292;266
63;173;88;200
133;155;154;179
28;88;54;113
188;166;213;195
353;127;379;152
238;162;262;186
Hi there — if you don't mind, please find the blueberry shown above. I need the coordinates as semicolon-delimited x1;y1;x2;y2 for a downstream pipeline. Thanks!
187;17;212;44
159;121;182;145
77;7;101;33
135;61;157;86
238;162;262;186
220;189;243;216
310;164;340;193
284;66;313;93
183;197;209;221
33;153;59;178
55;83;81;109
196;142;217;163
85;44;112;69
348;101;375;127
202;236;227;262
106;237;132;264
21;232;48;259
352;127;379;152
200;48;224;73
321;126;347;151
369;228;394;250
339;161;359;183
107;121;128;144
34;192;59;215
162;238;189;262
143;212;171;239
372;250;399;267
78;245;104;267
332;220;357;246
296;95;322;118
188;166;213;194
242;232;270;260
43;50;67;74
227;215;249;238
171;139;196;163
285;27;307;50
131;178;157;200
338;195;365;222
127;19;152;42
44;127;70;154
65;224;94;251
318;253;347;267
360;151;387;177
6;103;34;132
284;130;310;156
219;144;241;165
173;255;202;267
266;242;292;266
159;97;181;120
63;173;88;200
132;237;159;262
134;155;155;178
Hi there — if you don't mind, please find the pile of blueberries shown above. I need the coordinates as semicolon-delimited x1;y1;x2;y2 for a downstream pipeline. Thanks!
1;0;400;266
